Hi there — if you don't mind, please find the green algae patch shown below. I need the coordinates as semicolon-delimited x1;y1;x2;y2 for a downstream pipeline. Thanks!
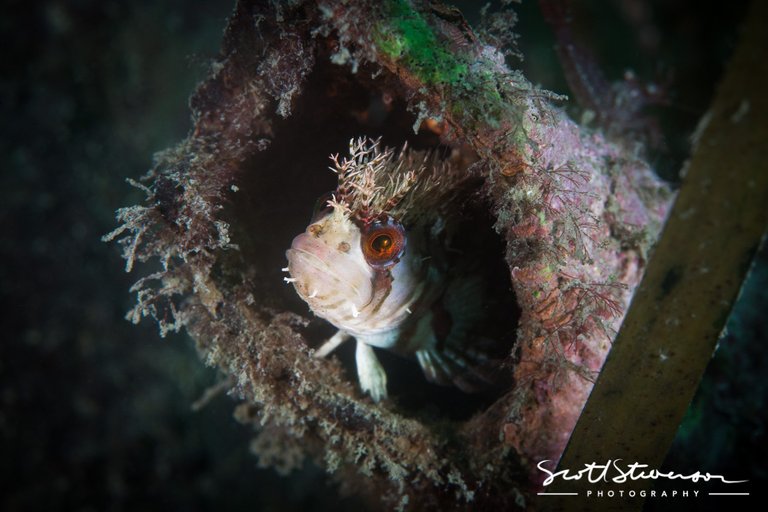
375;0;467;86
374;1;529;138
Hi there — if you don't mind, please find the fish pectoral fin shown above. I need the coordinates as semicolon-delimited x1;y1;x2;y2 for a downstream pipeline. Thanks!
314;330;351;358
415;345;497;393
416;349;454;386
355;341;388;402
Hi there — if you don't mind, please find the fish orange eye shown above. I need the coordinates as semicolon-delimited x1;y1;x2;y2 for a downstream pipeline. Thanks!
362;219;405;267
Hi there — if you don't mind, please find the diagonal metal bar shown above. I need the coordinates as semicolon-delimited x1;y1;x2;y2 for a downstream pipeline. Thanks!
544;1;768;509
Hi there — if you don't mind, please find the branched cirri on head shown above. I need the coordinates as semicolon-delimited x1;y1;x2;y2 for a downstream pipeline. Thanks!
285;137;497;402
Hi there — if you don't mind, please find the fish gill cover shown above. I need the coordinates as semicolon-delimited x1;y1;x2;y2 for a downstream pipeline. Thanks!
103;0;672;509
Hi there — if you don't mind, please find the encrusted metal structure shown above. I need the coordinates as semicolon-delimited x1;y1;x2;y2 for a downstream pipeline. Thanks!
105;1;672;508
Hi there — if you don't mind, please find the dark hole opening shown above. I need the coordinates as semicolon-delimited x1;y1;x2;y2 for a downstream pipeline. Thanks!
227;54;519;422
366;198;519;422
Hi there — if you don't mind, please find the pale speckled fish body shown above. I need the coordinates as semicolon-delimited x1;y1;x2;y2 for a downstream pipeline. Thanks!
285;138;489;401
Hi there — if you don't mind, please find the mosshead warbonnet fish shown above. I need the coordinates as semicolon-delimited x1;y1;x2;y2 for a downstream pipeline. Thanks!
285;138;498;401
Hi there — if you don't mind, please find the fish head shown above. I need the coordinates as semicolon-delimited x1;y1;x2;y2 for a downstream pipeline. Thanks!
286;204;416;335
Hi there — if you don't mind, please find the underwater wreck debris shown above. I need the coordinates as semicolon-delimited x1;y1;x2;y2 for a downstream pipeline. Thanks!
104;0;671;508
285;137;504;404
550;0;768;505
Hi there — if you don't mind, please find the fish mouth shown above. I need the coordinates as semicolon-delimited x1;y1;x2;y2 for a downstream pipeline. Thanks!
286;233;374;310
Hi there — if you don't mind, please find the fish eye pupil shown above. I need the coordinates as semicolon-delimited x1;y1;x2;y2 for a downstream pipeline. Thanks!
372;234;392;253
361;218;405;267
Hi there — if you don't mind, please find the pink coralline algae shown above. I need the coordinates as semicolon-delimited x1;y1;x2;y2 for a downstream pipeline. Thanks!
105;0;672;509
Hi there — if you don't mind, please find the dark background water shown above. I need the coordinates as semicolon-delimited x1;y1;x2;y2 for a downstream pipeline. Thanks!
1;0;762;510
